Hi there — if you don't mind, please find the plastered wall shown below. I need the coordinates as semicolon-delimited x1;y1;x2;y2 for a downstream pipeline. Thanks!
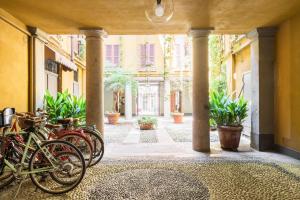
0;19;29;112
275;13;300;152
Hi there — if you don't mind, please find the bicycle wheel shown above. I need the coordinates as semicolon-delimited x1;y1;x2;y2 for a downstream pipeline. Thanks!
58;134;93;167
29;140;86;194
0;160;15;189
0;139;24;189
82;128;104;166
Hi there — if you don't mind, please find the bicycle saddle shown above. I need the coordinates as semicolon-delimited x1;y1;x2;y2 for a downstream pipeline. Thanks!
57;118;79;125
45;123;62;129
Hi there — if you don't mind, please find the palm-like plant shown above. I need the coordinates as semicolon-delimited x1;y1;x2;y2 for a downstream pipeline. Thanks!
104;68;137;113
44;91;86;123
209;91;248;127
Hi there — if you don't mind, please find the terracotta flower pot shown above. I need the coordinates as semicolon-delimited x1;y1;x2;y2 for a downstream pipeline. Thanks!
172;113;184;123
139;123;154;130
106;113;120;125
218;126;243;151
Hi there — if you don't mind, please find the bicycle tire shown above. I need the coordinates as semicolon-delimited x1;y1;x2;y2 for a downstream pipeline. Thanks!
82;128;104;166
29;140;86;194
0;159;15;189
58;133;93;167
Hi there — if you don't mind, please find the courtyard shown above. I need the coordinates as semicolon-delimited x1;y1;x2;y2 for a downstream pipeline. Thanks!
104;116;251;158
1;0;300;199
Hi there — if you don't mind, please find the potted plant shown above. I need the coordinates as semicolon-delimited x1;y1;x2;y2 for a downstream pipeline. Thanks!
138;116;157;130
209;92;248;151
171;111;184;123
105;111;120;125
44;90;86;124
169;79;192;124
209;118;217;131
104;68;137;124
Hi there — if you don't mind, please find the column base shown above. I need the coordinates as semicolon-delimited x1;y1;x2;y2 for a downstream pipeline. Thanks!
193;146;210;153
250;133;274;151
192;119;210;152
274;145;300;160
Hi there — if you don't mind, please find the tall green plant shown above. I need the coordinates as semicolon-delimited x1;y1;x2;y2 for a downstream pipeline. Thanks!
104;68;137;113
209;35;227;94
209;92;248;127
44;91;86;123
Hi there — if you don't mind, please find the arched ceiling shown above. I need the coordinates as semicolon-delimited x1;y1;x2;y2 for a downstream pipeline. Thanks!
0;0;300;34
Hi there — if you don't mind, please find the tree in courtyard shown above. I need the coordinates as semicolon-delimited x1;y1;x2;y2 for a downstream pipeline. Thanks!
104;68;137;113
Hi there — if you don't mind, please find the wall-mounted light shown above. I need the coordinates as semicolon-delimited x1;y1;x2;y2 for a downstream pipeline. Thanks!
145;0;174;24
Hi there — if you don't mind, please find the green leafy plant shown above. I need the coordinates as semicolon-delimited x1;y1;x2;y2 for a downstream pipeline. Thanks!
138;116;158;127
44;90;86;123
209;35;227;94
209;91;248;127
104;68;137;113
209;118;217;127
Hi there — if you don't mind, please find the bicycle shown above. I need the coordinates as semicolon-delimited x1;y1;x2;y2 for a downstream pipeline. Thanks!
0;108;86;195
13;112;94;167
36;109;104;166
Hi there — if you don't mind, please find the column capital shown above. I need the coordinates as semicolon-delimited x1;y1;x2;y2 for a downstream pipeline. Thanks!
27;27;48;43
247;27;277;40
80;28;107;38
189;28;213;38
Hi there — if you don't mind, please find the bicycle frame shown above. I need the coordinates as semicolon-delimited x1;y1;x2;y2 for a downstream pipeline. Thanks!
2;131;58;175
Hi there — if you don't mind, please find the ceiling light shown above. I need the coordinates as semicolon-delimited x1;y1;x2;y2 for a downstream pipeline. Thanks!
145;0;174;24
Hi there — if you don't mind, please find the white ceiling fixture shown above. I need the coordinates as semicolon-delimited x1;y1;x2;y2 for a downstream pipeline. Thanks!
145;0;174;24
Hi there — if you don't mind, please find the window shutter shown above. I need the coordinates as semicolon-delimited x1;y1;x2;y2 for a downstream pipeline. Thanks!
113;45;119;66
106;45;112;64
149;44;155;65
140;44;146;67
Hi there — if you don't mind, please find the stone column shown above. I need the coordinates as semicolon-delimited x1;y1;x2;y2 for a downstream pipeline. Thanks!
27;27;48;112
247;27;277;151
190;29;211;152
81;29;106;134
125;82;132;120
164;79;171;117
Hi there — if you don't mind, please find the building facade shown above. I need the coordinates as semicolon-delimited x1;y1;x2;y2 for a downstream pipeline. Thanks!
103;35;193;117
0;9;86;112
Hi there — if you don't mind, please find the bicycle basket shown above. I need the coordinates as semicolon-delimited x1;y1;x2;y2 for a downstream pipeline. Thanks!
18;118;35;129
0;108;15;128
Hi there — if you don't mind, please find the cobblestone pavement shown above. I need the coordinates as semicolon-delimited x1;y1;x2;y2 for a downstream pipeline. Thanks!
1;160;299;200
1;117;300;200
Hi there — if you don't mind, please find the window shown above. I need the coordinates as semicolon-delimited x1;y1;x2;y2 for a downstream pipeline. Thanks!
173;44;182;69
140;43;155;68
45;59;59;74
105;44;120;67
74;70;78;82
45;59;59;97
73;70;79;97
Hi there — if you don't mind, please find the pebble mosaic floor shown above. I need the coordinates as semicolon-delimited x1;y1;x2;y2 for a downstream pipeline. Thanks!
1;160;300;200
1;117;300;200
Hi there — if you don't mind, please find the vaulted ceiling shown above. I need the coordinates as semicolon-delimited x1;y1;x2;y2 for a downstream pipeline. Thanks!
0;0;300;34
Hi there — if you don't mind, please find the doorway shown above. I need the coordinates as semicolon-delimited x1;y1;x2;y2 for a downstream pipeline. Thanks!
137;83;160;116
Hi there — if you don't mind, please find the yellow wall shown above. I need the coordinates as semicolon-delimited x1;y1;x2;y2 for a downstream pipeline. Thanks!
0;19;29;111
61;69;73;93
82;69;86;97
105;35;164;74
275;12;300;152
233;46;251;97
